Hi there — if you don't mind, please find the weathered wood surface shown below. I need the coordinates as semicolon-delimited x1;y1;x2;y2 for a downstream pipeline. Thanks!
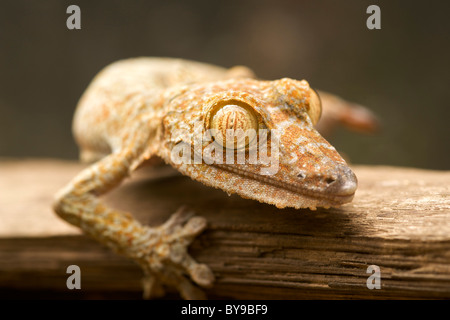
0;159;449;299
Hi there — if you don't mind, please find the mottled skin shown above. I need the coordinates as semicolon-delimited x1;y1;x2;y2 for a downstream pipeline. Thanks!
54;57;358;299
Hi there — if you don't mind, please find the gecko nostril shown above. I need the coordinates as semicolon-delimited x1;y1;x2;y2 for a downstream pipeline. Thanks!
325;177;336;185
297;172;306;179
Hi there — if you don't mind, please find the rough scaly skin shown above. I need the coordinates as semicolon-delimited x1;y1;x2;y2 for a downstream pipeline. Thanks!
53;57;358;299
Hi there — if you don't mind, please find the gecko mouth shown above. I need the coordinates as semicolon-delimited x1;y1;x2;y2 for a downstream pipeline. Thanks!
186;146;356;207
213;163;356;205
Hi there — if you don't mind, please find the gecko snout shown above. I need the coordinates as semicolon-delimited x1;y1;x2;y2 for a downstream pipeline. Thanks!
323;164;358;196
295;163;357;198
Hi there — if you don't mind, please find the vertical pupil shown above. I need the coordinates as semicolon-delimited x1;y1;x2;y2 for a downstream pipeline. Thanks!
229;113;235;129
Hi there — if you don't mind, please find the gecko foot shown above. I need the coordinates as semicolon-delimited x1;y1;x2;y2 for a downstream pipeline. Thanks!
137;206;214;299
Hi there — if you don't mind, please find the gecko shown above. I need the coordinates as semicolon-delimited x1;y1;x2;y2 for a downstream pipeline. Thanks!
53;57;358;299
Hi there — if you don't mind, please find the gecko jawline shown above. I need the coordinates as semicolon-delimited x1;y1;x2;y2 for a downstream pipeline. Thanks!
213;163;355;206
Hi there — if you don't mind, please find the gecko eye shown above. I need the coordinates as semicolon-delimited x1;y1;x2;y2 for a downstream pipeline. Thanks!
210;104;258;150
307;89;322;125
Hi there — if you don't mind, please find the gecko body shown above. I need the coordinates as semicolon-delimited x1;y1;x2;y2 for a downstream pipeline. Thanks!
54;57;357;298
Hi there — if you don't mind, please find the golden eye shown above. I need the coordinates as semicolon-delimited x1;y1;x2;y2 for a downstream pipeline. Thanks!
210;104;258;149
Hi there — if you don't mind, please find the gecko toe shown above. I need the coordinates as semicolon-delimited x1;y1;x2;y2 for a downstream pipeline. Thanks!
183;216;208;236
180;255;215;287
177;276;207;300
142;273;166;299
162;206;195;231
191;263;215;287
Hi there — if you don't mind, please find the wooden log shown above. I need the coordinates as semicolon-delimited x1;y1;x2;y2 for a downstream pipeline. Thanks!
0;159;449;299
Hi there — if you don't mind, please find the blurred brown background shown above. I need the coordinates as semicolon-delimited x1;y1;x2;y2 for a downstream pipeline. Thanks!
0;0;448;169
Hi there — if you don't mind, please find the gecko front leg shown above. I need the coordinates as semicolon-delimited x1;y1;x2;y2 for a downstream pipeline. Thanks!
53;127;214;299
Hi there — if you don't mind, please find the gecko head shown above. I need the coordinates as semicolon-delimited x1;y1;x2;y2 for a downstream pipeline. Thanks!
160;78;357;210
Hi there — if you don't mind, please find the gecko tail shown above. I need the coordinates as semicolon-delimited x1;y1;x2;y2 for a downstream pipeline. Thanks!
316;90;380;137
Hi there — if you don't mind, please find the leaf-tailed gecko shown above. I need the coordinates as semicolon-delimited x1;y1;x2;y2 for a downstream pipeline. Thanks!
53;57;358;299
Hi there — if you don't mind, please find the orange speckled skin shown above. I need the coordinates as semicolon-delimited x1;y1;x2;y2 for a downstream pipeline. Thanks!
54;57;357;299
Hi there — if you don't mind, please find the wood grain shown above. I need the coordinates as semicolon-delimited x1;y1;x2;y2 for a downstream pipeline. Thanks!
0;159;449;299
